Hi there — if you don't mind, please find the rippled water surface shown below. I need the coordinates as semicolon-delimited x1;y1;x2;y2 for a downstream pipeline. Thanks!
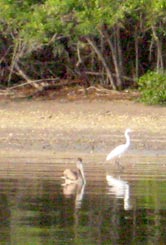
0;153;166;244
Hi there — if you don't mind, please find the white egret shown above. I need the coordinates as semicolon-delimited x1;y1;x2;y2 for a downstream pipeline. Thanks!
106;128;132;164
62;158;86;185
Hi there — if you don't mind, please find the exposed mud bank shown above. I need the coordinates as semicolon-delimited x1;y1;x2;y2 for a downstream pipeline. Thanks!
0;99;165;155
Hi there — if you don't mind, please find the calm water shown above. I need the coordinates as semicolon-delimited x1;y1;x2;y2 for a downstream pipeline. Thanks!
0;154;166;245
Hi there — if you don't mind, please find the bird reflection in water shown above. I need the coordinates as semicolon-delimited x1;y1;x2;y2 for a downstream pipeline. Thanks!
62;182;86;209
61;158;86;209
106;174;132;210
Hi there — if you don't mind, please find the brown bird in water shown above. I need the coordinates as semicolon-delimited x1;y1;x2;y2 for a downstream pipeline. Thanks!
62;158;86;185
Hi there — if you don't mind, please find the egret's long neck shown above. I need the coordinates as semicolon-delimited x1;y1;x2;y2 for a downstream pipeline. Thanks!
125;132;130;146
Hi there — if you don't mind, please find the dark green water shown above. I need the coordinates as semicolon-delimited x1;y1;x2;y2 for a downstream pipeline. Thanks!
0;155;166;245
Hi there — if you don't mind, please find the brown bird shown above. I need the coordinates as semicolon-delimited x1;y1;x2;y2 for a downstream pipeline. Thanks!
62;158;86;185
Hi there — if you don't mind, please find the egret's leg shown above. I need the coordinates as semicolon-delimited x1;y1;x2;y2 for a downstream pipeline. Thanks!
115;159;124;170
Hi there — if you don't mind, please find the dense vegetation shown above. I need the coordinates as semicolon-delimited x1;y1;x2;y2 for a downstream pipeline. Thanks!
138;71;166;104
0;0;166;103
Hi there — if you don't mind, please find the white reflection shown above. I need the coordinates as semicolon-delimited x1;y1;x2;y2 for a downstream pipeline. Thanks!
106;174;132;210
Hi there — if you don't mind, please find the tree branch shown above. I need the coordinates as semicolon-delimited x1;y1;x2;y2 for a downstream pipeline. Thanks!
86;37;117;90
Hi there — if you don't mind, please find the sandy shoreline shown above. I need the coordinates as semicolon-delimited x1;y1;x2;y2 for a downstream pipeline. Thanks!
0;99;165;154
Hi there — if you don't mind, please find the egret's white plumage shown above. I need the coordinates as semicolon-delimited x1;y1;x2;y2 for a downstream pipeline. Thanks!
62;158;86;185
106;128;132;161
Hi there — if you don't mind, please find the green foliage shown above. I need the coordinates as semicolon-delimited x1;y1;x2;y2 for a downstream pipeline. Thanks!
1;0;166;90
0;0;130;41
0;0;164;47
138;71;166;105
